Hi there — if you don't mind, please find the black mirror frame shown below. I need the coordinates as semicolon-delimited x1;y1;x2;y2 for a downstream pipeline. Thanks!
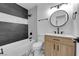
49;10;69;27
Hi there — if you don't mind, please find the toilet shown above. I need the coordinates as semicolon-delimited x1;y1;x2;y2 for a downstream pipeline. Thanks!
32;41;43;56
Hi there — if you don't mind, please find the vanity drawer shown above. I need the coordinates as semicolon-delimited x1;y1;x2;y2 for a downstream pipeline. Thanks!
60;37;74;42
60;37;75;46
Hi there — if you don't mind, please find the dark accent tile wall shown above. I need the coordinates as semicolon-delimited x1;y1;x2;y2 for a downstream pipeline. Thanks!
0;21;28;46
0;3;28;19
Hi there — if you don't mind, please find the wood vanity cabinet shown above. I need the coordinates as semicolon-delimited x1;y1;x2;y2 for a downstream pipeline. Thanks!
44;35;76;56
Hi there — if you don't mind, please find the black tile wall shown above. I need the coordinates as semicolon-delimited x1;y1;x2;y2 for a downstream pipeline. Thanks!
0;3;28;19
0;21;28;46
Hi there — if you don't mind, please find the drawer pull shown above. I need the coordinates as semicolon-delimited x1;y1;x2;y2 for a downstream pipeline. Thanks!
57;45;59;51
54;44;55;50
53;39;60;41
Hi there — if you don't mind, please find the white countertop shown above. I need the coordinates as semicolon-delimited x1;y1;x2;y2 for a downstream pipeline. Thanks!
45;33;77;38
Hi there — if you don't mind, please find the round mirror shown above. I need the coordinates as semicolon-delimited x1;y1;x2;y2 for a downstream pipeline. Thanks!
50;10;69;27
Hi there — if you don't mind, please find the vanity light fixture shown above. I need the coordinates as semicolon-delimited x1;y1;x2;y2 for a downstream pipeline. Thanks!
50;3;68;9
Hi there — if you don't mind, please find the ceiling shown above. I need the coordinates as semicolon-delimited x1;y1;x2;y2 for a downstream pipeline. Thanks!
17;3;58;10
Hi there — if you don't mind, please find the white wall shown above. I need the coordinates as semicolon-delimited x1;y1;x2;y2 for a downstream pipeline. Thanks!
37;3;76;41
74;4;79;36
59;4;74;35
28;6;37;42
37;3;57;41
37;3;58;35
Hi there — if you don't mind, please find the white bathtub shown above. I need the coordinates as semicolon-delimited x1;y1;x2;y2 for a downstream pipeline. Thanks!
0;39;32;56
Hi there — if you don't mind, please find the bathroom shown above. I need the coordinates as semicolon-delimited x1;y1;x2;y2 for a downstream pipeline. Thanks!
0;2;79;56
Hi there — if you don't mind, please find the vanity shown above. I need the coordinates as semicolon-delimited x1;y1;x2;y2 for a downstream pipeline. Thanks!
43;9;79;56
44;33;77;56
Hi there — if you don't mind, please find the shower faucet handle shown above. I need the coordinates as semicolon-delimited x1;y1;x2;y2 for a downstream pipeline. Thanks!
29;37;32;39
29;37;32;42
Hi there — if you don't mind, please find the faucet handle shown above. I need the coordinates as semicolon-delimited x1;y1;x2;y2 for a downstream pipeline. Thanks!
54;31;56;34
61;31;63;34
